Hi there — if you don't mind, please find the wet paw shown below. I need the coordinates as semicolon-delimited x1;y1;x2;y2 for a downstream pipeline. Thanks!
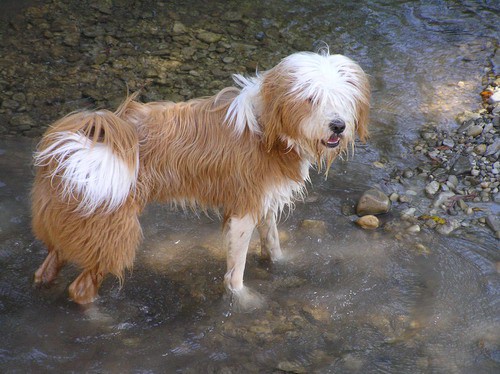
230;286;265;312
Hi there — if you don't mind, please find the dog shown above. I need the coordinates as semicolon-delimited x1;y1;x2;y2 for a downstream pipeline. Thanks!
32;51;370;309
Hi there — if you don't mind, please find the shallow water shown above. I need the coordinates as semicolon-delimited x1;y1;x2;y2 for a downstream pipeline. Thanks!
1;0;499;373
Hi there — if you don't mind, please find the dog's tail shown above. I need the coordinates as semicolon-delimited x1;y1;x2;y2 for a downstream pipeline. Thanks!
34;107;139;216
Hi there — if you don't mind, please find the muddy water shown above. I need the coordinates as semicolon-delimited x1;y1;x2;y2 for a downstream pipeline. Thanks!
1;0;499;373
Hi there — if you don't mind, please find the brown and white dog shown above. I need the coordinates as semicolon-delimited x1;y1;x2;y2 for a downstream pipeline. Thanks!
32;51;370;309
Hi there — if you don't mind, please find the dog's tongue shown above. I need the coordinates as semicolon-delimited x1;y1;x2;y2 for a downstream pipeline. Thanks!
327;134;340;147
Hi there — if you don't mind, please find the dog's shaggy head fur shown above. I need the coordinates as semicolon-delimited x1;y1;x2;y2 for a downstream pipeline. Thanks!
226;51;370;168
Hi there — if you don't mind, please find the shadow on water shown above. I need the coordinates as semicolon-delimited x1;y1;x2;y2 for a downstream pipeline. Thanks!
0;0;499;373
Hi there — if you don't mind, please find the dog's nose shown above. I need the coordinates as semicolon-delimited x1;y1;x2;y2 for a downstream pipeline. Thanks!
329;120;346;134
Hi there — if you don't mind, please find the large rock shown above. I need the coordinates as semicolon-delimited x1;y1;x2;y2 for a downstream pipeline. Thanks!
356;188;391;216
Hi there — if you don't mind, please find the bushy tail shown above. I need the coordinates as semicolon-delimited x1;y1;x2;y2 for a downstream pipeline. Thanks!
34;108;139;216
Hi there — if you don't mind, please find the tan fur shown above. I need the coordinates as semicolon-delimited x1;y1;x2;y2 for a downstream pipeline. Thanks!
32;53;370;305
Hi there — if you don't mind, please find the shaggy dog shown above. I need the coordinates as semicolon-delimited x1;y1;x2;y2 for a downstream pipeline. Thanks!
32;51;370;309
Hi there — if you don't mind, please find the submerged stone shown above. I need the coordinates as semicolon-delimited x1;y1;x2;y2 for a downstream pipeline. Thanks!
356;215;380;230
356;188;391;216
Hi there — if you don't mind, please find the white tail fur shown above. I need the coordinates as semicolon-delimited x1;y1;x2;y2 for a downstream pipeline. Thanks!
34;110;139;216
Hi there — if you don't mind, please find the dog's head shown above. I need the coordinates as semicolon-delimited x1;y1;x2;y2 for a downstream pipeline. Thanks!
226;51;370;168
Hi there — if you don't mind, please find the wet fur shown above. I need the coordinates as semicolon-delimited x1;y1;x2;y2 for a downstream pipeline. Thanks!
32;51;370;307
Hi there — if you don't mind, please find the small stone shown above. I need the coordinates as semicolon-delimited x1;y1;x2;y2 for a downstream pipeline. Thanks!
432;191;456;208
458;199;469;212
436;219;460;235
485;215;500;233
471;168;480;176
356;189;391;216
300;220;327;235
403;169;414;178
490;91;500;103
401;207;416;220
222;56;235;64
222;11;243;21
197;31;222;43
389;193;399;202
485;138;500;156
456;111;481;124
447;175;459;188
475;144;487;155
450;155;472;175
467;125;483;137
356;215;380;230
425;181;440;196
255;31;266;41
415;243;431;254
425;219;437;229
407;224;421;233
172;21;187;35
399;195;412;203
442;138;455;148
277;361;307;374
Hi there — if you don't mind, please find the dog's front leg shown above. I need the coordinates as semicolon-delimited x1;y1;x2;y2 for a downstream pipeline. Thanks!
257;211;284;262
224;214;263;311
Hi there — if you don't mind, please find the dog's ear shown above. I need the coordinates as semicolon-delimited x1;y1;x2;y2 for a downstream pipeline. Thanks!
355;78;371;143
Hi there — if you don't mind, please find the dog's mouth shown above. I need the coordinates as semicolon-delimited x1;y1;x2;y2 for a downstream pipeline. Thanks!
322;133;341;148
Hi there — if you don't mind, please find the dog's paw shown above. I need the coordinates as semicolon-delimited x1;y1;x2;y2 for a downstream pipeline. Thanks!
230;286;265;312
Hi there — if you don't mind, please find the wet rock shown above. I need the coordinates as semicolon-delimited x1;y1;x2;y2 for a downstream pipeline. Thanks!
222;11;243;22
277;361;307;374
432;192;455;209
300;219;327;235
255;31;266;41
425;181;440;196
389;192;399;202
10;114;34;130
485;215;500;233
436;219;460;235
172;21;187;35
197;31;222;44
442;138;455;148
475;144;487;155
302;304;330;323
467;125;483;137
450;154;472;175
401;207;416;220
356;215;379;230
356;188;391;216
406;224;421;233
485;138;500;156
414;243;431;254
456;110;481;124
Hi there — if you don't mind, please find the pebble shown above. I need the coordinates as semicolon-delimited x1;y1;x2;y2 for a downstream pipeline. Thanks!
436;219;461;235
300;220;327;235
467;125;483;137
485;215;500;233
389;193;399;202
407;224;421;233
425;181;440;196
356;215;380;230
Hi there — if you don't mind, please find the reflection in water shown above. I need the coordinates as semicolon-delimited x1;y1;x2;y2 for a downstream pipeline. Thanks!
0;0;499;372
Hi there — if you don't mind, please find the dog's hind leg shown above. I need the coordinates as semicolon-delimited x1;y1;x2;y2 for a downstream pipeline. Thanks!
224;214;263;311
257;212;283;262
34;248;63;286
68;268;104;304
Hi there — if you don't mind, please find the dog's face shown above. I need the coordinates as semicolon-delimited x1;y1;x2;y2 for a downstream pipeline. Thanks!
259;52;370;162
